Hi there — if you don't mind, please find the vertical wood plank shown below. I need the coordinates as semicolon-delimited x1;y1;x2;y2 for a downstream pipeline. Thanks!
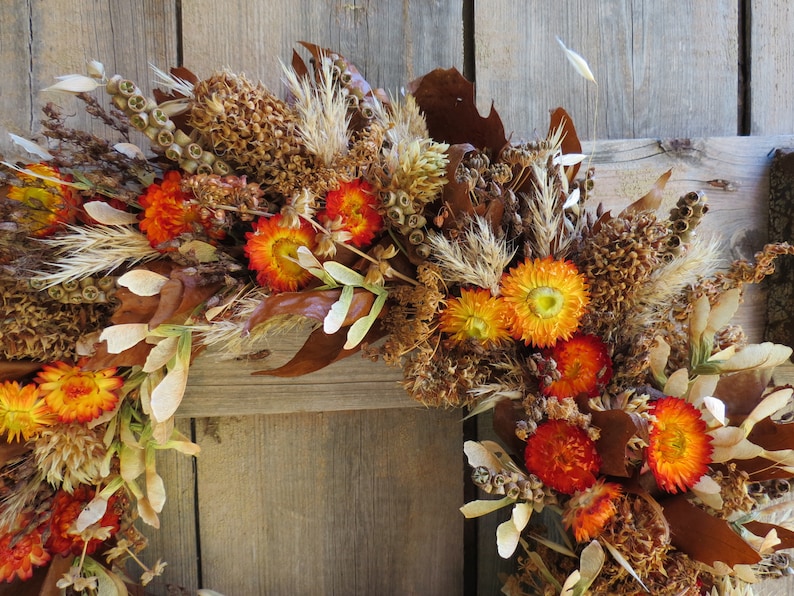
136;419;200;595
181;0;463;91
2;1;179;159
194;409;463;595
474;0;738;141
749;1;794;135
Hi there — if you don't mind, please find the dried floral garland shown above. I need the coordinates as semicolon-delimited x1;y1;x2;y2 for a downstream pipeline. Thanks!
1;41;794;595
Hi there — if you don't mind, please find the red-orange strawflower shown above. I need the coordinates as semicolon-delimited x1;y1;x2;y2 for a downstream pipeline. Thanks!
524;419;601;495
648;397;713;493
0;522;50;583
541;333;613;399
46;486;122;557
321;179;382;248
500;257;589;348
6;163;80;237
0;381;55;443
439;288;511;348
245;214;317;292
139;170;219;248
35;362;122;424
562;479;623;542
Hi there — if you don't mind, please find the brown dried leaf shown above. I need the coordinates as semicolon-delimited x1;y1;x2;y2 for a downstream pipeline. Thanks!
0;360;42;382
745;520;794;550
244;288;375;334
621;169;672;216
408;68;508;155
591;409;638;477
547;107;582;183
662;493;761;567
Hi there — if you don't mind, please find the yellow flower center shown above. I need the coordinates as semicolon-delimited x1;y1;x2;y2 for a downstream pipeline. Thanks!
527;286;564;319
465;316;490;340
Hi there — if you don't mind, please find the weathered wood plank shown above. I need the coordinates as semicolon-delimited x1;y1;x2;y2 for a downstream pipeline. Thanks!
1;1;178;159
193;409;463;595
474;0;739;141
181;0;463;91
136;419;199;596
749;1;794;135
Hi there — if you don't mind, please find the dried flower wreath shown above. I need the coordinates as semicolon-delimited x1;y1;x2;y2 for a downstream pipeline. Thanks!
2;41;794;595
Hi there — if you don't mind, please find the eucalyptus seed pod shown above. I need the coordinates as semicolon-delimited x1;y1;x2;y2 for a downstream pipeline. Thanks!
116;79;138;97
47;285;64;300
186;143;204;160
381;192;397;208
81;285;100;302
180;159;199;174
126;94;149;113
65;291;83;304
174;129;192;147
111;94;129;111
471;466;491;486
165;143;183;161
408;229;425;245
105;74;123;95
414;244;431;259
129;112;149;131
505;483;521;500
28;278;47;291
396;192;412;210
196;162;214;175
407;214;426;229
61;279;79;292
156;129;175;148
213;159;232;176
386;206;404;225
97;276;116;291
79;277;96;289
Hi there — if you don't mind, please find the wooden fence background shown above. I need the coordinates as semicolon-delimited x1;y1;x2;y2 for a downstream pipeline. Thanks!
3;1;794;594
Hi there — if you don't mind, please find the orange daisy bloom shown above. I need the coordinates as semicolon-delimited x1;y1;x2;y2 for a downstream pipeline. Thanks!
562;479;623;542
0;381;55;443
35;362;122;424
0;522;50;583
541;333;613;399
439;288;511;348
245;214;317;292
524;419;601;495
139;170;204;248
322;179;383;248
6;163;79;237
46;486;122;557
500;257;589;348
648;397;713;493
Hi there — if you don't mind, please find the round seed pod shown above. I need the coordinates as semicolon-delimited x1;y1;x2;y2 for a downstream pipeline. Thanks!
28;278;47;291
213;159;232;176
117;79;138;97
97;276;116;291
165;143;183;161
81;285;100;302
47;285;65;300
105;74;123;95
61;279;79;292
129;112;149;130
79;277;96;289
386;206;405;225
187;143;204;160
196;162;214;175
126;94;148;113
408;229;425;245
156;129;175;148
66;291;83;304
414;243;431;259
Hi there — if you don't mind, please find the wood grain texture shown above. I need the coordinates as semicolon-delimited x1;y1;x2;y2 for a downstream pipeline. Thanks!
474;0;738;141
181;0;463;92
193;409;463;595
749;1;794;135
0;1;178;159
135;419;199;595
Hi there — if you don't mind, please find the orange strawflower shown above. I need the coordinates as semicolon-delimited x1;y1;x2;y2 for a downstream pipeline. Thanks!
0;381;55;443
648;397;713;493
35;362;122;424
322;179;382;248
0;521;50;583
439;288;511;348
500;257;589;348
524;419;600;495
6;163;79;237
541;333;613;399
46;486;121;557
245;214;317;292
562;479;623;542
139;170;217;248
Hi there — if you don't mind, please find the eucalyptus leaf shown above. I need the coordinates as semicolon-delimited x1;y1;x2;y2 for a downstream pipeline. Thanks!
574;540;605;596
323;260;366;286
460;496;516;518
344;292;387;349
324;284;354;334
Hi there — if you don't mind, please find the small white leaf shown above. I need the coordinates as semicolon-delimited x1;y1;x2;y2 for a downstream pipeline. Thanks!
136;496;160;528
324;285;354;334
554;153;587;167
663;368;689;398
602;539;649;592
84;200;139;225
179;239;219;263
702;396;727;426
705;288;740;338
691;474;723;510
459;497;515;519
9;134;53;160
556;37;596;83
576;541;606;595
100;323;150;354
463;440;503;470
118;269;169;296
43;74;101;93
496;503;533;559
143;335;179;372
741;387;793;433
75;494;109;532
119;443;145;482
323;261;366;286
150;360;189;423
719;343;793;373
113;142;147;160
86;60;105;79
561;570;581;596
146;466;166;513
562;187;580;210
